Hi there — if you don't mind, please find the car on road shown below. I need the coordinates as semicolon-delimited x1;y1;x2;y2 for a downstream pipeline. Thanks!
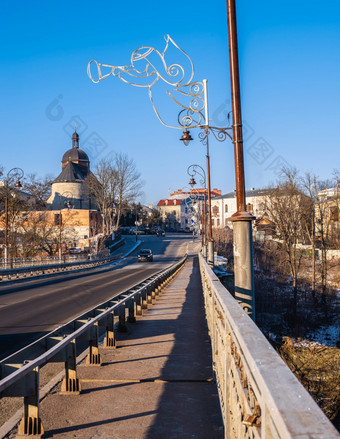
137;249;153;262
157;229;165;237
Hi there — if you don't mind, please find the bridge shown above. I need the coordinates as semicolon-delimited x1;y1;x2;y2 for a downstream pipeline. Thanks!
0;235;338;438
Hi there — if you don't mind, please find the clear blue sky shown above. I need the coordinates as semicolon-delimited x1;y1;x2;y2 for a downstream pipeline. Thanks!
1;0;339;206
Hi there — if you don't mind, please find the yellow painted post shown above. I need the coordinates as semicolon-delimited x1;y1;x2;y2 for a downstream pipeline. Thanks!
61;339;81;394
17;366;44;438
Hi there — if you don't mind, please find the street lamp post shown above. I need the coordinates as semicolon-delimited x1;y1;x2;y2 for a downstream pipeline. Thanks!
131;207;138;242
88;31;255;318
226;0;255;319
2;168;24;268
187;165;207;258
135;208;138;242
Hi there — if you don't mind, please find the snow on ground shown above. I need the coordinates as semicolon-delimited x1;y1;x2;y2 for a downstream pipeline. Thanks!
305;325;340;348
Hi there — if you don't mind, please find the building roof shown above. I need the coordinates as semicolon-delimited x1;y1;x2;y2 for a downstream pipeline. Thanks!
157;199;183;207
215;188;273;200
62;147;89;164
170;188;221;197
61;130;90;176
157;195;205;207
54;161;85;183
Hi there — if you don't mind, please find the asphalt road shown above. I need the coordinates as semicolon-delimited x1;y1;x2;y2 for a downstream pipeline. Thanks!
0;234;190;360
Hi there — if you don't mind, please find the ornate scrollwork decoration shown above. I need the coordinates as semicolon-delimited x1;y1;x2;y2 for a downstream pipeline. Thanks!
87;34;206;129
198;129;209;146
210;126;233;142
6;168;24;186
187;164;206;188
178;109;205;129
198;126;233;145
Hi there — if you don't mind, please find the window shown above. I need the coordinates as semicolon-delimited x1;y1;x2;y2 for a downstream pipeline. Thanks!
246;203;254;213
217;219;220;226
212;205;219;216
330;206;339;221
225;204;228;213
211;218;215;226
54;213;62;226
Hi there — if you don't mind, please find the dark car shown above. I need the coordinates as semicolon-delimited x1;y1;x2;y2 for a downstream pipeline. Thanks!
157;230;165;237
137;249;153;262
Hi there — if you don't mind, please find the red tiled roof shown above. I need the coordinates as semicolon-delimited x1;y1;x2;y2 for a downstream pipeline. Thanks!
157;199;182;207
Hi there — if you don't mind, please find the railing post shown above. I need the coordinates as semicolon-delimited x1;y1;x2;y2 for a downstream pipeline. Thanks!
136;293;143;316
147;285;153;305
127;299;136;323
117;304;128;333
151;281;157;300
86;322;102;366
142;287;148;310
60;339;81;394
17;366;44;438
103;311;116;348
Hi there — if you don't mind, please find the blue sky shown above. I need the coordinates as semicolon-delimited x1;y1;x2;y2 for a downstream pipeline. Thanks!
1;0;339;205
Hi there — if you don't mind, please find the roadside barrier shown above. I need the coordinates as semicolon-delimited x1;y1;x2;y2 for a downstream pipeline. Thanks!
199;253;339;439
0;240;127;283
0;252;121;283
0;255;187;438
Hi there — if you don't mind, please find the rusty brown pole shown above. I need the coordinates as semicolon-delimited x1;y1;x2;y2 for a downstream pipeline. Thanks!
227;0;246;213
4;195;8;266
227;0;255;319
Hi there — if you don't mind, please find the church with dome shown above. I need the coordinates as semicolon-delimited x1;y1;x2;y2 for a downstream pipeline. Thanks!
46;130;102;251
48;130;95;210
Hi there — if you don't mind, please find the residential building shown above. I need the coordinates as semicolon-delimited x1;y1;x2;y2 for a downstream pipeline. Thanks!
210;188;276;241
157;188;221;232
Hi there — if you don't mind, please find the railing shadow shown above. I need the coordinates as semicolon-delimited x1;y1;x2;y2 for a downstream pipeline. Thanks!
143;254;224;438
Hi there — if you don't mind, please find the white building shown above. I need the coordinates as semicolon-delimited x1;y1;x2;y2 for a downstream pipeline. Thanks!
211;188;273;228
157;188;221;232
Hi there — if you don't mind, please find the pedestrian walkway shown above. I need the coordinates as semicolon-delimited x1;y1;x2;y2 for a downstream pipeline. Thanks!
39;250;224;438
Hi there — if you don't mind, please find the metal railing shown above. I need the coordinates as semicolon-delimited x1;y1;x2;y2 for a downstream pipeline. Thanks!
0;255;186;438
0;240;125;282
199;253;339;439
0;254;88;269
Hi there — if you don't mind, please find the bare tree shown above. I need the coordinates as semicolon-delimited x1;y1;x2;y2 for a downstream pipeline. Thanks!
23;173;54;208
18;210;80;257
302;172;340;295
114;153;144;231
301;172;318;295
86;160;117;236
0;184;29;258
87;153;143;236
265;168;312;302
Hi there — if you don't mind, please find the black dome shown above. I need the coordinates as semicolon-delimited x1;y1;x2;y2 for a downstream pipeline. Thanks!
62;148;89;163
60;130;90;177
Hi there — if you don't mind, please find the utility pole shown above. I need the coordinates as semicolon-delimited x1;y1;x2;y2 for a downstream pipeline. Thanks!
227;0;255;319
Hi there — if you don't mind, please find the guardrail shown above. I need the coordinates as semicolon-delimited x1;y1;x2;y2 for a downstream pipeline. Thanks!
0;253;91;269
0;240;126;283
0;255;187;438
0;256;115;282
0;239;124;282
199;253;339;439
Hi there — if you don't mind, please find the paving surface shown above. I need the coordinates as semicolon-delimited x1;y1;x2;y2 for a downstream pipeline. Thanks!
38;247;224;439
